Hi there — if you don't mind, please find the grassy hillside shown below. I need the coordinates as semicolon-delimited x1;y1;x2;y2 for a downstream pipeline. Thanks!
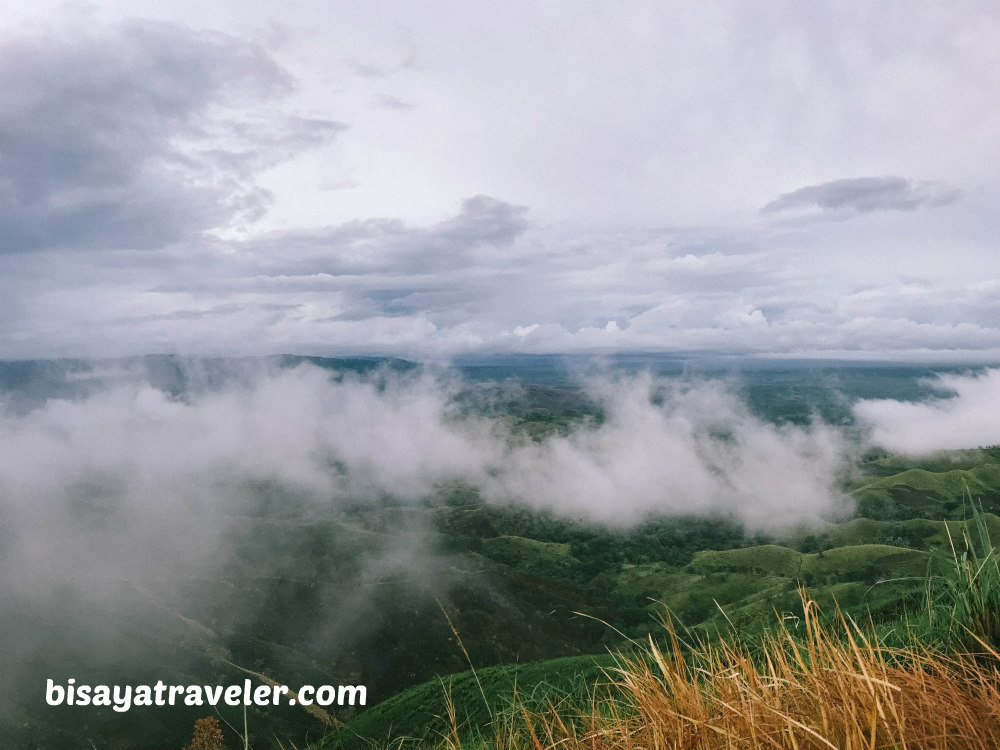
853;463;1000;519
7;367;1000;750
327;448;1000;747
320;654;619;749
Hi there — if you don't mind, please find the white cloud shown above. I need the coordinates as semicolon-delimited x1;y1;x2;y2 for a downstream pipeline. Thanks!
0;366;852;594
854;368;1000;453
490;373;851;526
0;361;854;690
0;3;997;359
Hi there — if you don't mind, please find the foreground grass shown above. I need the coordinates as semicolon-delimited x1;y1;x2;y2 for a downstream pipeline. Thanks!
435;508;1000;749
463;508;1000;749
441;594;1000;750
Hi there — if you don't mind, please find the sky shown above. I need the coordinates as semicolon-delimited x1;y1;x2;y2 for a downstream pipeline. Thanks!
1;1;998;360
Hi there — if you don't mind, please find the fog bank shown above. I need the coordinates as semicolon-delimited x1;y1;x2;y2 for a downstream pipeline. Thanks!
0;363;853;549
854;368;1000;453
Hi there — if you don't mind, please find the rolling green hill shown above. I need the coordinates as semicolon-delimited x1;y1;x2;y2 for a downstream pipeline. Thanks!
327;451;1000;747
853;463;1000;519
319;654;620;749
6;381;1000;750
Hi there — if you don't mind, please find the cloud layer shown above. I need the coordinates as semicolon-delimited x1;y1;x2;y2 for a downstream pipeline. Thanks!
14;361;1000;615
0;5;997;359
854;368;1000;453
0;361;860;696
0;20;341;254
0;364;852;599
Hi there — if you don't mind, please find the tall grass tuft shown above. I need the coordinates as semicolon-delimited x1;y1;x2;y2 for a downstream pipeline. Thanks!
925;491;1000;649
451;590;1000;750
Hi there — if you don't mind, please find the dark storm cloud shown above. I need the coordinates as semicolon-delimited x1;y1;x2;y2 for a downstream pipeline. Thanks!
763;176;961;215
0;20;343;254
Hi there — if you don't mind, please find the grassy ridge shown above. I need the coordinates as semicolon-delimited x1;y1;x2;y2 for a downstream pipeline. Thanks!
319;654;619;749
335;515;1000;749
690;542;928;579
490;592;1000;750
331;452;1000;747
854;464;1000;519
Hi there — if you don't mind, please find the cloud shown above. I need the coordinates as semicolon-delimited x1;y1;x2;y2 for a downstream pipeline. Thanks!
436;195;530;247
0;358;862;710
0;20;343;254
0;364;472;613
1;198;998;360
0;360;854;632
763;176;961;215
342;28;419;80
0;365;852;601
0;6;997;359
244;194;530;278
4;203;999;359
491;372;851;527
853;368;1000;453
375;93;414;111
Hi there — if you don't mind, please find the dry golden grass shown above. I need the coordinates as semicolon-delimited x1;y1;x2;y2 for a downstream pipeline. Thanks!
445;593;1000;750
185;716;225;750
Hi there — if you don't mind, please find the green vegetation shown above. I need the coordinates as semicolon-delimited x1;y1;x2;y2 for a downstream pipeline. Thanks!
321;443;1000;748
319;654;619;749
853;463;1000;519
12;437;1000;749
6;370;1000;749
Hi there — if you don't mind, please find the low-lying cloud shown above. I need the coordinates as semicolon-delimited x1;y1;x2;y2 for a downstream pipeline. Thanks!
0;365;844;545
0;359;861;700
7;361;1000;627
0;363;852;597
18;358;986;718
490;374;850;526
854;368;1000;453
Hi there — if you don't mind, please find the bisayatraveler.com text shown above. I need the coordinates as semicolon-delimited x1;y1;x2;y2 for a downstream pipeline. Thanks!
45;678;366;712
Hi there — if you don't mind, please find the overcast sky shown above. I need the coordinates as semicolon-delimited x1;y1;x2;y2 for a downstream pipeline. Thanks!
1;1;998;360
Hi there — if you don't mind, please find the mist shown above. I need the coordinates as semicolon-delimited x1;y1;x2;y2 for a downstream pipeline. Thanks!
0;359;856;640
853;368;1000;454
0;363;853;562
0;358;897;740
489;373;852;526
